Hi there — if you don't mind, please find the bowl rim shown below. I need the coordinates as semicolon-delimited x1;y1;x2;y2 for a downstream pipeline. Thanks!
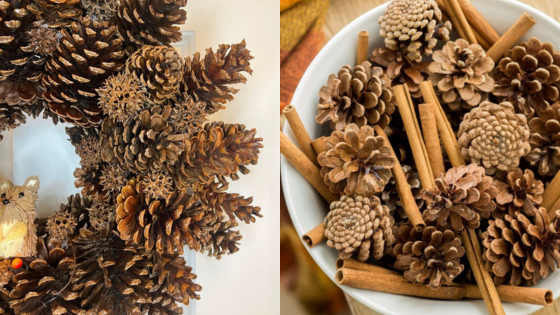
281;0;560;314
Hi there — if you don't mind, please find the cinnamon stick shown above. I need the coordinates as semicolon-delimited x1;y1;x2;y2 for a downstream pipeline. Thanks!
486;13;536;63
436;0;490;49
419;103;445;178
457;0;500;45
441;0;466;40
336;258;400;276
281;132;339;203
472;27;491;50
311;136;329;155
374;125;426;231
302;223;326;248
548;198;560;222
447;0;477;44
543;170;560;218
357;30;369;65
283;105;319;166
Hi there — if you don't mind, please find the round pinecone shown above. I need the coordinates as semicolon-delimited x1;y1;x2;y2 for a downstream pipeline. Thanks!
43;17;125;127
393;223;465;289
0;105;26;140
378;0;451;61
58;193;93;232
482;207;560;286
315;62;396;131
318;124;396;196
169;96;207;138
82;0;120;21
99;164;129;194
27;0;82;28
381;165;423;220
126;45;184;104
88;201;115;231
458;101;531;175
75;135;102;168
26;24;59;56
142;170;174;201
526;103;560;176
493;37;560;117
493;168;544;219
324;195;395;262
97;72;149;123
46;209;78;240
422;164;498;232
428;39;495;111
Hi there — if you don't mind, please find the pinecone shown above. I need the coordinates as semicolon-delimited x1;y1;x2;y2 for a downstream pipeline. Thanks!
27;0;82;28
378;0;451;61
315;62;396;131
74;164;112;202
43;17;125;127
82;0;120;21
88;201;115;231
26;24;59;56
114;0;187;50
422;164;498;232
99;164;129;194
126;45;184;104
0;260;14;287
493;37;560;117
393;223;465;289
428;39;495;111
458;101;531;175
318;124;395;196
203;217;242;259
75;135;102;168
141;170;174;201
169;96;207;138
0;0;46;106
482;207;560;286
97;72;149;123
0;105;26;141
58;193;93;232
525;103;560;176
45;209;78;241
182;40;254;114
370;47;428;98
381;165;424;220
493;168;544;219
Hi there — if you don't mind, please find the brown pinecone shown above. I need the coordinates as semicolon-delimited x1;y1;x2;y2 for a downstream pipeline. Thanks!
202;217;243;259
0;1;46;106
378;0;451;61
201;178;262;225
318;124;395;196
88;201;115;231
525;103;560;176
428;39;495;111
458;101;531;175
114;0;187;50
45;209;78;241
381;165;423;220
493;168;544;219
182;40;254;114
493;38;560;117
99;164;129;194
0;105;26;141
482;207;560;286
370;47;429;98
126;45;184;104
315;62;396;131
27;0;82;28
74;164;112;202
26;24;59;56
422;164;498;232
58;193;93;232
172;122;263;188
393;223;465;289
169;96;207;138
97;72;149;123
82;0;120;21
75;135;102;169
43;17;125;127
0;260;14;287
142;170;174;201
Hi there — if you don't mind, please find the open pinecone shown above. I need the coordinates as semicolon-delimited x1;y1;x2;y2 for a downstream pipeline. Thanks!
493;168;544;219
315;62;395;131
318;124;395;196
324;195;395;262
74;164;112;202
26;24;59;56
169;96;207;138
45;209;78;241
525;103;560;176
99;164;129;194
482;207;560;286
182;40;254;114
0;260;15;287
75;136;102;169
381;165;423;220
0;105;26;141
27;0;82;28
378;0;451;61
82;0;120;21
428;39;494;111
493;37;560;117
43;17;125;127
458;101;531;175
97;72;149;123
88;201;115;231
422;164;498;232
56;193;93;234
393;223;465;289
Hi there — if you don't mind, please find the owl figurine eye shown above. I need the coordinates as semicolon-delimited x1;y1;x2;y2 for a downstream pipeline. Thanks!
19;193;24;198
0;193;5;198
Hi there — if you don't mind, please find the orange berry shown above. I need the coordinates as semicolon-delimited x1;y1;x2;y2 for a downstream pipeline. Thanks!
11;258;22;269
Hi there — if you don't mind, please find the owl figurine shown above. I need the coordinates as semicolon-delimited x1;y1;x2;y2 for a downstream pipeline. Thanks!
0;176;39;258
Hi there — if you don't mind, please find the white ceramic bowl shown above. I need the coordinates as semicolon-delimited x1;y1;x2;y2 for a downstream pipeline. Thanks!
281;0;560;314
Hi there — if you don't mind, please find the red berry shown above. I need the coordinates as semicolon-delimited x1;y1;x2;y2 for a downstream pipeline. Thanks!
12;258;22;269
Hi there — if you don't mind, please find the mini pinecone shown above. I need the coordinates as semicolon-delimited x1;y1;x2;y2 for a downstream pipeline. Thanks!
99;164;129;194
43;17;125;127
315;62;396;131
422;164;498;232
0;105;26;141
97;72;149;123
324;195;395;262
82;0;120;21
378;0;451;61
525;103;560;176
26;24;59;56
114;0;187;50
482;207;560;286
27;0;82;28
428;39;495;111
493;37;560;117
45;209;78;240
0;0;46;106
58;193;93;232
126;45;184;104
458;101;531;175
169;96;207;138
493;168;544;219
0;260;14;286
74;164;112;202
182;40;254;114
381;165;423;220
318;124;396;196
75;136;102;168
202;217;243;259
393;223;465;289
88;201;115;231
370;47;429;98
142;170;174;201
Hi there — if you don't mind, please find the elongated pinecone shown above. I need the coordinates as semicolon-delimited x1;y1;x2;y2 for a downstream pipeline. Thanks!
203;217;243;259
381;165;423;220
422;164;498;232
378;0;451;61
458;101;531;175
493;37;560;117
183;40;254;114
27;0;82;28
318;124;395;196
525;103;560;176
0;105;26;141
315;62;395;131
482;207;560;286
393;223;465;289
43;17;125;127
428;39;494;111
493;168;544;219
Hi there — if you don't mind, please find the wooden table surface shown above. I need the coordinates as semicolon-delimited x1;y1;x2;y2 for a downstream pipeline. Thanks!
322;0;560;314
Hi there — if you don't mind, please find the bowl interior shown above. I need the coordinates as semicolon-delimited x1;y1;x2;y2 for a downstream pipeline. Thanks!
281;0;560;314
